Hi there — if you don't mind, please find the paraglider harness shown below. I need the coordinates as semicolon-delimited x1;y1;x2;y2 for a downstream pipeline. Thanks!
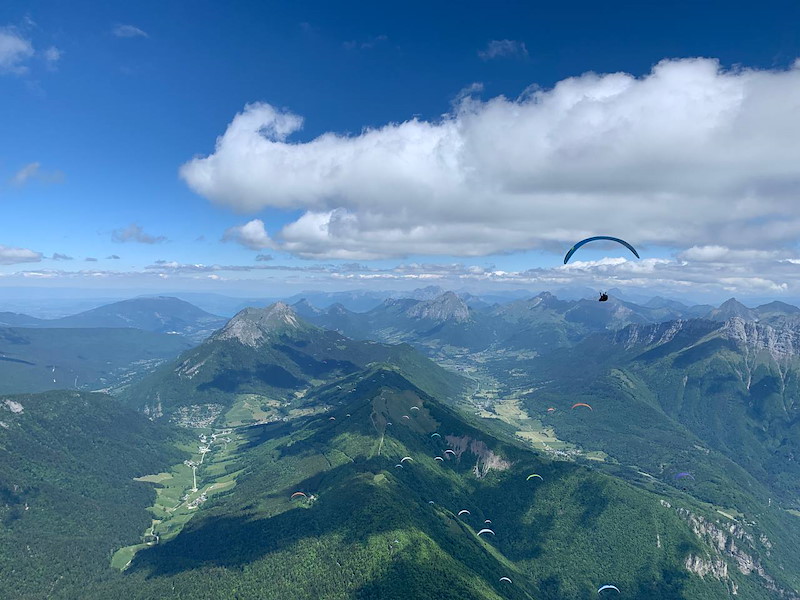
598;292;609;302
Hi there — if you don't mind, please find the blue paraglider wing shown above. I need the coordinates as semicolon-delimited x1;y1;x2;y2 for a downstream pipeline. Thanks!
564;236;640;264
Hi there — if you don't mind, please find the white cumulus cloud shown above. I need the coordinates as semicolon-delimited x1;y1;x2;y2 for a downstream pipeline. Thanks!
222;219;276;250
182;58;800;261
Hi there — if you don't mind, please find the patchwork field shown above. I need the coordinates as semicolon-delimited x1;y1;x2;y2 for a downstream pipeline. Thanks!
111;427;247;570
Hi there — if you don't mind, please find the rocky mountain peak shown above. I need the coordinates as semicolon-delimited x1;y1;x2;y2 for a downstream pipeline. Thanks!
756;301;800;316
213;302;304;347
291;298;323;317
405;291;470;323
529;291;561;308
327;303;349;315
707;298;756;322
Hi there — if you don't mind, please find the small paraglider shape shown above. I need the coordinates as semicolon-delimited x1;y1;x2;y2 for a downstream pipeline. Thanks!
431;432;441;438
435;456;444;461
527;474;543;481
411;406;420;411
445;449;456;456
401;456;413;463
674;472;695;481
598;584;621;594
291;491;307;500
564;236;640;264
458;509;471;516
395;464;404;469
403;415;410;420
484;519;492;524
386;422;392;426
477;528;495;536
499;577;512;584
547;407;556;413
572;403;593;411
329;416;336;421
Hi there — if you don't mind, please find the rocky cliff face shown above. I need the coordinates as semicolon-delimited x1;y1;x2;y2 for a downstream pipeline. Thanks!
611;319;720;350
660;500;799;599
610;316;800;363
722;317;800;361
445;435;512;478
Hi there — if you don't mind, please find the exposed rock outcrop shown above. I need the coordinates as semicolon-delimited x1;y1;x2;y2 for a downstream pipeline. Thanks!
664;502;799;599
445;435;512;478
3;399;23;414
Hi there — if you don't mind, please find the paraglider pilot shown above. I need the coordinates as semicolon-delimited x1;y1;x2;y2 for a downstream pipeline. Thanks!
598;292;609;302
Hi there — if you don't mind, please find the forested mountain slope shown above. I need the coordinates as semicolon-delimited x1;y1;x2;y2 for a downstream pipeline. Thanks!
0;390;189;600
89;367;778;599
0;327;194;394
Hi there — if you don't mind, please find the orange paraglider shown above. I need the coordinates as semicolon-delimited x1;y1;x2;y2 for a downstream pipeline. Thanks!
572;403;593;411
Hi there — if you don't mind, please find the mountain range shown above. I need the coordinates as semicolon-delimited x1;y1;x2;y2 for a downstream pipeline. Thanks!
122;302;467;424
0;296;227;342
3;292;800;599
292;291;793;357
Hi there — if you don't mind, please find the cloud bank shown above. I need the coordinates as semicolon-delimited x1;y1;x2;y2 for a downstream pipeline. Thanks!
5;247;799;303
181;58;800;261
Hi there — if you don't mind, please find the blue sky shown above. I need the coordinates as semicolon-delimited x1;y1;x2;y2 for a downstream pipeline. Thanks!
3;0;800;302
